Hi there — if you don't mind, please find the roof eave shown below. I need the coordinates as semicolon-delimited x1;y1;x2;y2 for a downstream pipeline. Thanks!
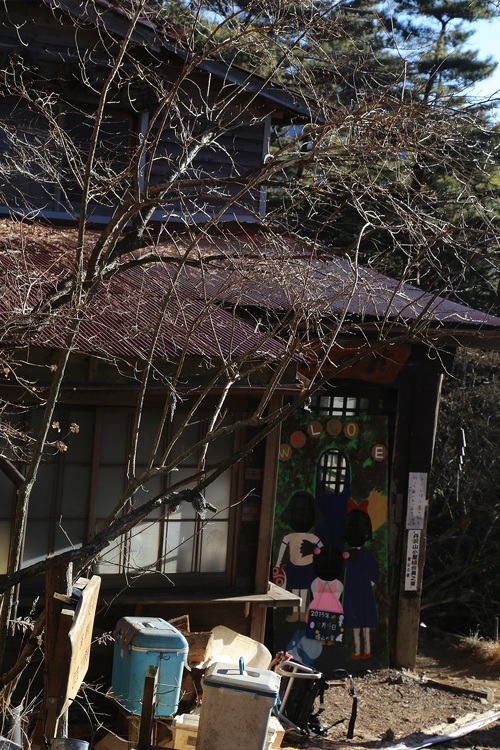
48;0;320;120
354;323;500;352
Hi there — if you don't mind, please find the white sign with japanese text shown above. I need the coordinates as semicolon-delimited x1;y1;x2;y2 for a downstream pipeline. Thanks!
405;472;428;530
405;530;421;591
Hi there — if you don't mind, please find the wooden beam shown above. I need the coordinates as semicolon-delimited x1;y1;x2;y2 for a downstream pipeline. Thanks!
404;670;495;703
390;357;444;669
249;604;267;642
137;665;158;750
254;394;283;595
0;455;25;487
423;677;494;703
31;563;72;746
112;582;300;606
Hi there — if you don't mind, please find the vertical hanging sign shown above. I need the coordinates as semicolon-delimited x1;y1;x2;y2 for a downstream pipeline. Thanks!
405;530;421;591
405;472;428;530
404;472;427;592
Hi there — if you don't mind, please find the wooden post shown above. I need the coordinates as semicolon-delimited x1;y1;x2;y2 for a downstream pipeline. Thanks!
252;394;283;641
44;612;74;740
31;563;73;746
389;349;445;669
138;665;158;750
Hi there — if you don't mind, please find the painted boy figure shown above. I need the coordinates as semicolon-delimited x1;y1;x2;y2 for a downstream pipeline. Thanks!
275;491;322;622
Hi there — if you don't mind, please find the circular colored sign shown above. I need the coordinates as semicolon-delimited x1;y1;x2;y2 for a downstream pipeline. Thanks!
307;421;324;439
371;444;388;461
326;418;343;436
279;444;293;461
344;421;359;439
290;430;307;449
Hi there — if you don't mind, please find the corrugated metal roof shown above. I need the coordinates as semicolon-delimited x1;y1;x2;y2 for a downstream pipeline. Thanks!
155;232;500;330
0;222;287;363
200;256;500;327
1;221;499;367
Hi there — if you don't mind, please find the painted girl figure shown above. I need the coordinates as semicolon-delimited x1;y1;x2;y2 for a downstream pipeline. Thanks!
275;490;322;622
342;501;379;660
307;544;345;644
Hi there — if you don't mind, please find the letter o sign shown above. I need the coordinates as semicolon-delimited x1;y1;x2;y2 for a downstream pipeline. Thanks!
343;422;359;439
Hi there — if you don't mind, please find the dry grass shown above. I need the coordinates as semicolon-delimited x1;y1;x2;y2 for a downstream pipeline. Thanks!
454;635;500;668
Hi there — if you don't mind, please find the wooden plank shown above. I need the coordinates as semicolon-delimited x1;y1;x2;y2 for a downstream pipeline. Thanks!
250;604;267;643
213;583;300;605
387;372;414;662
45;574;101;736
31;564;72;745
265;583;301;604
254;394;284;594
64;575;101;708
184;631;213;665
94;732;132;750
168;614;190;634
114;583;300;607
44;610;74;739
422;677;494;703
383;708;500;750
138;665;158;750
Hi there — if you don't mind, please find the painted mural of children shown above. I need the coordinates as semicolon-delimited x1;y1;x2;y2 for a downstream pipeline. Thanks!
315;448;351;550
275;490;322;622
285;629;323;666
342;501;379;660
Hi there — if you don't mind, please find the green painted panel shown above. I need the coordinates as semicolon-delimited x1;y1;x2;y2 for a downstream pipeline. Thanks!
273;412;389;675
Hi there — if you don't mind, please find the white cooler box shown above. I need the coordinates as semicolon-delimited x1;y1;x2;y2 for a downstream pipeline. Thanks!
195;660;281;750
174;711;284;750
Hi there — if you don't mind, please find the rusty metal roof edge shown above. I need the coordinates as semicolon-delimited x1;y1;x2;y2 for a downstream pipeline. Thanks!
2;221;499;355
359;323;500;351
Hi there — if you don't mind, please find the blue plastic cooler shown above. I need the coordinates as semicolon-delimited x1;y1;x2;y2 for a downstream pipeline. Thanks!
111;616;188;717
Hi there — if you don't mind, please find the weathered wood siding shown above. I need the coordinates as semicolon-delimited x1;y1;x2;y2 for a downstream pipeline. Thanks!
0;3;268;223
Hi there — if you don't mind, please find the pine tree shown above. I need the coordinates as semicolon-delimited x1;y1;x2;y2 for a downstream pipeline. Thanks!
384;0;497;105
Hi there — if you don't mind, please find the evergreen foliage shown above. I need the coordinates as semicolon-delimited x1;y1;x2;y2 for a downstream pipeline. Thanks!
424;349;500;635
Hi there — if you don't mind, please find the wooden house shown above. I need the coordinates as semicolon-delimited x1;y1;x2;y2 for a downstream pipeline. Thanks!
0;0;499;688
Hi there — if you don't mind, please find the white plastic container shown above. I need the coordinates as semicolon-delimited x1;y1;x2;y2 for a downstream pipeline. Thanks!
195;661;280;750
173;713;200;750
175;712;284;750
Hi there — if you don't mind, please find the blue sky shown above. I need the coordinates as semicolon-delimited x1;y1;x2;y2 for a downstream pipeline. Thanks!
469;18;500;100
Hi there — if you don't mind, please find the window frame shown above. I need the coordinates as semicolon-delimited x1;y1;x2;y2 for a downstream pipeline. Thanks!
2;401;242;587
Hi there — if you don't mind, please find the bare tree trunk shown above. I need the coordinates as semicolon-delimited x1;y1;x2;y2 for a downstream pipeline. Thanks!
0;319;82;670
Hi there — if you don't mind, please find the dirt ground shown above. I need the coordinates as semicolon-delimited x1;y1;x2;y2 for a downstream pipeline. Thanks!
281;630;500;750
